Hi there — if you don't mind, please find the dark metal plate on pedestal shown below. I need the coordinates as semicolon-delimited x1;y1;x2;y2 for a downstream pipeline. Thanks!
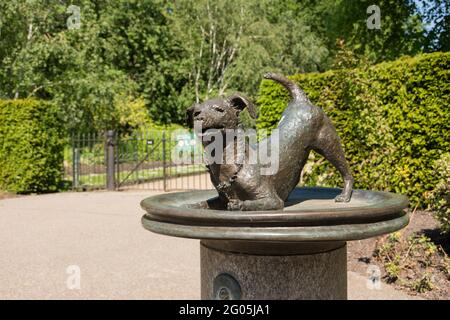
213;273;241;300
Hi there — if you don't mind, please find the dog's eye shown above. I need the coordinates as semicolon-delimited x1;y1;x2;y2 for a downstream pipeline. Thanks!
213;106;225;113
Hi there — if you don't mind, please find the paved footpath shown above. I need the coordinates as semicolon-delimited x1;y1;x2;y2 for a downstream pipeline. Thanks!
0;191;420;300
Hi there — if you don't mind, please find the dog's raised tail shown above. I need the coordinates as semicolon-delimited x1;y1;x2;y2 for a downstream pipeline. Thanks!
263;72;307;102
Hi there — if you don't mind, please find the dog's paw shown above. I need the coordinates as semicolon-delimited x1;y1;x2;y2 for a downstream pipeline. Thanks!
227;200;243;211
334;193;351;203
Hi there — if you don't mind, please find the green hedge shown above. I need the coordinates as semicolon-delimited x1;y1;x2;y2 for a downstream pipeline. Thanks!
257;52;450;207
0;99;65;193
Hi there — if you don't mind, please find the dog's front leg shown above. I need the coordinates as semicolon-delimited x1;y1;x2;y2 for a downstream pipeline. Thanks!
227;196;284;211
187;196;227;210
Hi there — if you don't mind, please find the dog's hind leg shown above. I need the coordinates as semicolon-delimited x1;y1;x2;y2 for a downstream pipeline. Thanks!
311;119;354;202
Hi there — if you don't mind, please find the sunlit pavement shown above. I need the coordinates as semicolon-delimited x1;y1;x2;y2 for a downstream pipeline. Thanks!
0;191;420;300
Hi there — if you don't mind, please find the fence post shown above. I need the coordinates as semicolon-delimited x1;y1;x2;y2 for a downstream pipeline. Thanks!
106;130;116;190
72;147;80;189
162;131;167;191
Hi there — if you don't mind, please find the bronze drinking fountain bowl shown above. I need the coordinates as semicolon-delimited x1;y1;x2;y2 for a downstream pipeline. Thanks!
141;187;408;299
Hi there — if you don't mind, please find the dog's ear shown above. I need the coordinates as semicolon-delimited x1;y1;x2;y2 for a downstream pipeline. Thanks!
185;106;195;128
227;93;257;119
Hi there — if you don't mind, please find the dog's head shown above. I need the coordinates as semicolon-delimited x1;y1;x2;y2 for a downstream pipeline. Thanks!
186;93;256;137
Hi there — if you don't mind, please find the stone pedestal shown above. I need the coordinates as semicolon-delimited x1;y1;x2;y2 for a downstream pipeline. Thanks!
200;241;347;300
141;187;409;300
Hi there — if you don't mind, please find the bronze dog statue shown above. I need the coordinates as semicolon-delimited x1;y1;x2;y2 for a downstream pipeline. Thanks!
186;73;353;211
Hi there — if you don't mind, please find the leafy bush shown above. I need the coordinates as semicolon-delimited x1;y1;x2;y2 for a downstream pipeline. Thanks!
257;52;450;207
427;153;450;233
0;99;65;193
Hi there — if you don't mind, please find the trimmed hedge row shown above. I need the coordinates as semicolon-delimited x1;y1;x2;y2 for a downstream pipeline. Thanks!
257;52;450;207
0;99;65;193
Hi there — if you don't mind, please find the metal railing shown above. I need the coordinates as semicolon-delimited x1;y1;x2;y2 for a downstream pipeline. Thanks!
64;130;212;191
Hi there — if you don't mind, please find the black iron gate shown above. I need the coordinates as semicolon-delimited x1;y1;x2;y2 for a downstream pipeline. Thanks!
65;130;211;191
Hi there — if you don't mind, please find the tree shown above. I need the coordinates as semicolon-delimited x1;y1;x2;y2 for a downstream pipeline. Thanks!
306;0;426;64
418;0;450;52
0;0;183;130
95;0;189;125
0;0;445;129
169;0;329;104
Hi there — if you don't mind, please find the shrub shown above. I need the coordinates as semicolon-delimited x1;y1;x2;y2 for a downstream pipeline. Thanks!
257;52;450;207
0;99;65;193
